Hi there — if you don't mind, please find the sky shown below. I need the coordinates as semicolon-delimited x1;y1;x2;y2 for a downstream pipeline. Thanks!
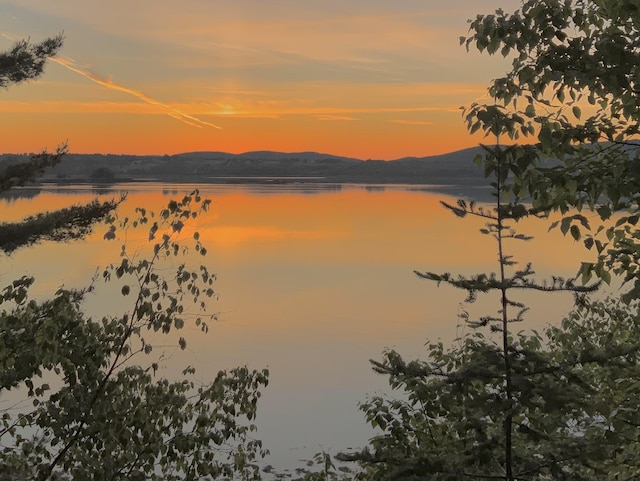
0;1;523;160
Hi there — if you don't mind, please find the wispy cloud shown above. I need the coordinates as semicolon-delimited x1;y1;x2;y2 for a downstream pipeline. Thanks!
202;105;463;120
389;119;434;126
316;115;357;121
49;55;222;129
0;99;464;118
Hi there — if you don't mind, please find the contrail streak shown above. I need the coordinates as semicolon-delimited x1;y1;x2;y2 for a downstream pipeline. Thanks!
49;56;221;129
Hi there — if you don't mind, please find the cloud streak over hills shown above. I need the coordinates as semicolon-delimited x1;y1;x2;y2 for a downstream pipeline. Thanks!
50;56;222;129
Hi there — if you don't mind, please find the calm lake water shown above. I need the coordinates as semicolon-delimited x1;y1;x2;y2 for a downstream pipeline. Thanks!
0;182;597;470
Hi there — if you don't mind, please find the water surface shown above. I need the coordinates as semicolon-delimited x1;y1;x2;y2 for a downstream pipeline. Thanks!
0;183;594;469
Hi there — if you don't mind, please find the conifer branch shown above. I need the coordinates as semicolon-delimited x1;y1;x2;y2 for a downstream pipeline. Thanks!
0;146;67;193
0;199;121;253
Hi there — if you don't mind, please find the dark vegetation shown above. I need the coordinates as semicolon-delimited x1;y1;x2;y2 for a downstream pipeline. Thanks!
341;1;640;480
0;148;489;196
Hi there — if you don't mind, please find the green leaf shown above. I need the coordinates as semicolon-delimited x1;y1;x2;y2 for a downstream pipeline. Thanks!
572;106;581;119
525;104;536;117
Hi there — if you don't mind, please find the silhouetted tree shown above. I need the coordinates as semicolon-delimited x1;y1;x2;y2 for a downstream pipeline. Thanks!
462;0;640;300
0;35;117;253
344;2;640;479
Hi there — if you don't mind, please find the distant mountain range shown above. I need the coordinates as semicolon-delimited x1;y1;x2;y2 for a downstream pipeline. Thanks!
0;146;493;197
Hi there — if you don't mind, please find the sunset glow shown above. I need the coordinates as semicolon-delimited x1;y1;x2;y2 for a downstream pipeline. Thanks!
0;1;522;159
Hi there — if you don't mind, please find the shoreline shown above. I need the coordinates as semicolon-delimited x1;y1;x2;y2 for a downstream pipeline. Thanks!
8;176;495;202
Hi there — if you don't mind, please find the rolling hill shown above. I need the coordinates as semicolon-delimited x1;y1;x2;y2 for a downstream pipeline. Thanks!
0;146;492;197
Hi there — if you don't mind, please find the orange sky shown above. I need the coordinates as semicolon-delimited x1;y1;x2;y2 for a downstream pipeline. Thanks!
0;1;523;160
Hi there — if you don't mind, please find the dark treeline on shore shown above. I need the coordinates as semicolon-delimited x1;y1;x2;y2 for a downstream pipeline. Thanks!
0;147;489;195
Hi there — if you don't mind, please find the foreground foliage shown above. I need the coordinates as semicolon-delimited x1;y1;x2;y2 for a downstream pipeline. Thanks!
346;2;640;479
1;194;269;480
344;144;635;480
462;0;640;299
349;296;640;480
0;36;268;480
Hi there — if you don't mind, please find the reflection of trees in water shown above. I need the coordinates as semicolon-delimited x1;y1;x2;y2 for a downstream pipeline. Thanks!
365;185;386;193
0;187;42;203
395;184;494;202
245;183;344;196
90;185;116;195
298;184;343;195
0;184;129;204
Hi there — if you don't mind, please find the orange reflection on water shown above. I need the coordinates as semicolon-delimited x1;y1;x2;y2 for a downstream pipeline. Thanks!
0;183;605;469
187;187;590;273
1;185;592;279
0;184;597;369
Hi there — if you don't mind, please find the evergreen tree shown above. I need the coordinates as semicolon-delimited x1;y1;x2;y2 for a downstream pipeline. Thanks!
344;2;640;478
342;143;640;480
0;35;118;253
461;0;640;299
